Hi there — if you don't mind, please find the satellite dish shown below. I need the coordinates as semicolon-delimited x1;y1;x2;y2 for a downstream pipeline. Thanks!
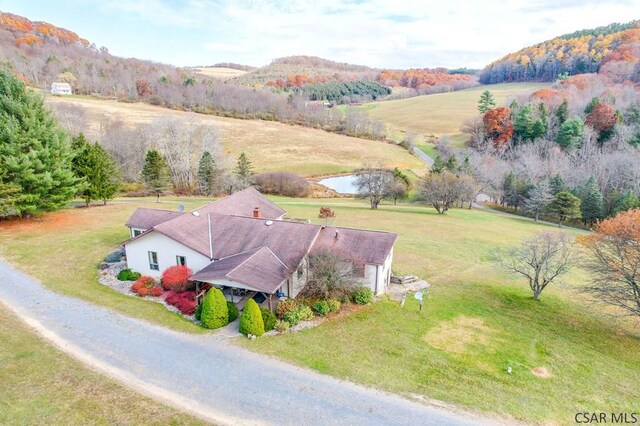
265;220;274;226
177;204;185;212
192;211;200;217
414;291;423;300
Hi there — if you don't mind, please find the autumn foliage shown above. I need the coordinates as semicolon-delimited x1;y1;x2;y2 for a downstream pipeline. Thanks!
483;107;514;149
130;275;162;297
166;290;198;316
0;12;89;47
376;68;474;89
161;265;193;292
586;103;619;135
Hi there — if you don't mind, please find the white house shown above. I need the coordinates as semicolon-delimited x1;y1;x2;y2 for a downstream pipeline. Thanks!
51;82;72;95
123;188;396;306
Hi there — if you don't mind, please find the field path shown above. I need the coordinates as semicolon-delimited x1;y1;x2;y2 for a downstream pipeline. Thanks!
0;261;489;426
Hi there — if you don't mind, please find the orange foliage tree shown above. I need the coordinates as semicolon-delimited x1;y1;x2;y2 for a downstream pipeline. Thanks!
483;107;513;149
586;103;619;143
579;209;640;318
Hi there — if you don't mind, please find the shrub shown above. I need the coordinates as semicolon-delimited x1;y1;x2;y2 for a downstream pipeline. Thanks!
200;288;229;329
117;268;141;281
313;300;331;316
104;249;125;263
276;298;298;319
148;287;162;297
274;320;290;333
352;287;374;305
166;290;198;316
261;308;277;332
283;304;313;326
161;265;193;292
327;299;341;313
195;302;203;321
254;172;311;197
137;287;149;297
239;299;265;336
298;304;313;321
135;275;156;289
227;302;239;323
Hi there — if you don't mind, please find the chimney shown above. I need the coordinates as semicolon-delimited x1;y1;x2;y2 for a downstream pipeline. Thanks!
335;230;339;240
253;207;260;218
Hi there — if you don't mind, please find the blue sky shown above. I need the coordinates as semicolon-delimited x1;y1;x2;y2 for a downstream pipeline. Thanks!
0;0;638;69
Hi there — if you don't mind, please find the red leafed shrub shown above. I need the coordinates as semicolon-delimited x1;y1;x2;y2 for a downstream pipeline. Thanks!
148;287;163;297
161;265;193;292
135;276;156;289
137;287;149;297
166;290;198;315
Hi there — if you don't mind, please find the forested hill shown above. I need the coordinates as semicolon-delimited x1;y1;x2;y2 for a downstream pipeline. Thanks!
0;12;89;47
480;20;640;84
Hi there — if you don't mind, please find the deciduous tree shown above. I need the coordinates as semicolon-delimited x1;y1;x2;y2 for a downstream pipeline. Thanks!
355;165;393;209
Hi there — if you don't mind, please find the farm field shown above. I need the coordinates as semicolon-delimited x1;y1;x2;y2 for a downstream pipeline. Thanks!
1;196;638;423
45;96;424;177
362;82;549;147
0;304;204;425
194;66;248;79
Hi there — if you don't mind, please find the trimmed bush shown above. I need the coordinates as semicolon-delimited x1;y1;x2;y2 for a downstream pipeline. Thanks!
200;288;229;329
313;300;331;316
239;299;265;336
274;320;290;333
166;291;198;315
327;299;341;313
104;249;125;263
137;287;149;297
136;275;156;289
261;308;277;332
148;287;162;297
161;265;193;292
276;298;298;319
117;268;141;281
352;287;374;305
227;302;239;323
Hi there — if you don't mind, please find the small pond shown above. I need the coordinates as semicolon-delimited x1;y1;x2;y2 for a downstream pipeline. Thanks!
318;174;359;194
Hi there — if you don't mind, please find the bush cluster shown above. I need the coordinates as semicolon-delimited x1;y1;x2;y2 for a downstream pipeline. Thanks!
254;172;311;197
283;304;313;326
200;288;229;329
276;298;299;319
227;302;239;323
261;308;277;332
274;320;290;333
166;290;198;315
117;268;141;281
312;299;341;316
239;299;265;337
161;265;193;292
104;249;125;263
352;287;374;305
130;276;163;297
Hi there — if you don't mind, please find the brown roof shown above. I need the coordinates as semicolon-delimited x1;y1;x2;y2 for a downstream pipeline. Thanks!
311;226;397;265
191;247;289;293
196;187;286;219
125;208;185;229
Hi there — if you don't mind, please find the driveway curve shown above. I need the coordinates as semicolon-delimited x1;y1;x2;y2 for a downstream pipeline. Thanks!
0;261;486;426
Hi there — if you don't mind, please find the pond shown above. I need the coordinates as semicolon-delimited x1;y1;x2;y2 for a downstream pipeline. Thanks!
318;174;358;194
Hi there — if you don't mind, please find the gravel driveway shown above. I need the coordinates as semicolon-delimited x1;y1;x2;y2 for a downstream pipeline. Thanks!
0;260;487;426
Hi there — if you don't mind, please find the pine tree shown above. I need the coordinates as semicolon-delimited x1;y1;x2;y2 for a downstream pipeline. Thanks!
556;117;584;150
549;174;566;195
431;154;445;173
0;70;79;216
523;182;553;221
580;176;604;225
141;150;171;202
71;134;93;205
549;191;581;227
613;191;640;215
0;168;19;216
235;152;254;186
445;155;459;173
584;97;600;114
477;90;496;114
197;151;217;197
91;143;122;205
556;99;569;124
513;104;534;142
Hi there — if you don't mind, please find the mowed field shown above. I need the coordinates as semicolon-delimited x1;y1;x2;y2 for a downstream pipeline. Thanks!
194;67;248;79
45;96;424;177
0;303;205;425
363;82;549;146
1;197;638;423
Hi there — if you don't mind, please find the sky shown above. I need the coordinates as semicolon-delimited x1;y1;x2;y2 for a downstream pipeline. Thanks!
0;0;638;69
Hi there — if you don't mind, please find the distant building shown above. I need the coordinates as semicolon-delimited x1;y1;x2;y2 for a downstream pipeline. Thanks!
51;82;72;95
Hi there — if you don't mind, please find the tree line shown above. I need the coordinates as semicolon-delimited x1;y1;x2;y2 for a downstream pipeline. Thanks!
295;80;391;104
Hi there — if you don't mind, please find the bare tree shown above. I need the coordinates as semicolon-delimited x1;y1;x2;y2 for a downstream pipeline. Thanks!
494;232;575;300
418;170;475;214
355;164;393;209
523;181;554;221
301;249;360;300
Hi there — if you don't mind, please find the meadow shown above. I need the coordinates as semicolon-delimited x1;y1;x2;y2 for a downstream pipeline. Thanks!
194;66;248;79
1;196;638;423
362;82;549;147
0;303;204;425
45;96;424;177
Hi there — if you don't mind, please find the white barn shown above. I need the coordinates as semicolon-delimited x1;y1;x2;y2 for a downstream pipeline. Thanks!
51;82;72;95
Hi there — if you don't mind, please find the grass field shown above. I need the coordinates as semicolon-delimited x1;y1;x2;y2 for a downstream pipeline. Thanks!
194;67;248;79
362;83;549;147
0;304;205;425
1;197;638;423
45;96;424;177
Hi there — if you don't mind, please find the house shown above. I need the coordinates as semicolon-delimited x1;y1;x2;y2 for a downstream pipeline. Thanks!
51;82;72;95
123;187;396;308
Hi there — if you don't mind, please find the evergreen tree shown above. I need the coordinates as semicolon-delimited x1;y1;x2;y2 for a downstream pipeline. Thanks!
556;116;584;150
141;150;171;202
584;97;600;114
549;191;581;226
0;168;19;216
613;191;640;215
445;155;459;173
523;181;553;221
239;299;265;337
513;104;535;142
531;118;547;140
0;70;79;216
549;174;566;195
200;288;229;330
235;151;254;186
91;143;122;205
477;90;496;114
197;151;217;197
71;134;92;205
431;154;445;173
556;99;569;124
580;176;604;225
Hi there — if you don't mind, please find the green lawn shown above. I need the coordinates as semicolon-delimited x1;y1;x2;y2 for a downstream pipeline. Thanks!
360;83;549;148
0;304;205;425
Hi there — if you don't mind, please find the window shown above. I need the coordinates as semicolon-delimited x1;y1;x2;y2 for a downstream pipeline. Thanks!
176;255;187;266
148;251;159;271
133;229;142;237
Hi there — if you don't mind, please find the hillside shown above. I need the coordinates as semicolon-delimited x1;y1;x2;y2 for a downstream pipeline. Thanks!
480;20;640;84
